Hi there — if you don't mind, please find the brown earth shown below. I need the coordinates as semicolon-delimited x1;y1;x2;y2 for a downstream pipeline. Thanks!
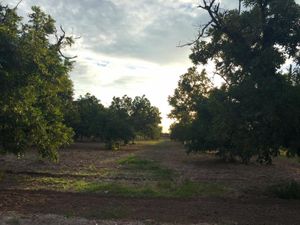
0;140;300;225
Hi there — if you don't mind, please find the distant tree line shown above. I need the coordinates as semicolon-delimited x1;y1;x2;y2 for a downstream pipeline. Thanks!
65;93;162;149
169;0;300;164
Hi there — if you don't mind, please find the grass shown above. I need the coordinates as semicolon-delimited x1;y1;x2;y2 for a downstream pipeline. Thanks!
84;206;129;220
0;170;4;182
7;140;229;199
25;175;228;198
20;153;228;198
135;139;165;146
78;180;228;198
171;180;229;198
5;217;20;225
78;182;158;197
26;176;88;191
268;180;300;199
118;155;174;180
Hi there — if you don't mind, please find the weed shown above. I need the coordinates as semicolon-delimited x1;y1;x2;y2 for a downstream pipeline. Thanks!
5;217;20;225
268;180;300;199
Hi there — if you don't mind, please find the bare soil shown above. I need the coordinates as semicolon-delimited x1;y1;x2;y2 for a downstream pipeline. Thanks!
0;140;300;225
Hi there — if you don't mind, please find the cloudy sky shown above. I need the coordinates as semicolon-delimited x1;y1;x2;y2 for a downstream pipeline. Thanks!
6;0;299;132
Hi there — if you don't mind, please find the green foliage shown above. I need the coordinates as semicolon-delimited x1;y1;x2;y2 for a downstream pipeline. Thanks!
76;179;228;198
170;0;300;164
118;155;173;180
68;93;106;140
67;94;162;149
131;95;162;139
106;96;135;146
269;180;300;199
0;5;74;160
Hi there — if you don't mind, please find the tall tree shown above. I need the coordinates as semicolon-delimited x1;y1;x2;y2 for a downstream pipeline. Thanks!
107;95;135;147
168;68;212;142
131;95;162;139
71;93;106;140
170;0;300;163
0;5;75;161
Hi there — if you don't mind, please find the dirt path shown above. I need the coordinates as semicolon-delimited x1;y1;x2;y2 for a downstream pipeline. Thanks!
1;189;300;225
1;140;300;224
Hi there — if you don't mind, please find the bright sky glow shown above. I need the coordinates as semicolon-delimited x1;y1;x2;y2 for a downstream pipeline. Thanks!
5;0;300;132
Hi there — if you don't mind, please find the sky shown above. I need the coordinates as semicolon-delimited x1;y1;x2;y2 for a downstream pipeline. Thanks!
5;0;300;132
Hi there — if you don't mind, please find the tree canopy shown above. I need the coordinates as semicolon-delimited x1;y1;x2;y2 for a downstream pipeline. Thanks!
67;94;162;149
0;4;75;161
170;0;300;164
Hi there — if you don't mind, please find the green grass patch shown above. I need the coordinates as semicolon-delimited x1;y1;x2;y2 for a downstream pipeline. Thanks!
136;139;165;146
78;182;158;197
23;175;228;198
172;180;228;198
5;217;20;225
84;206;129;220
268;180;300;199
27;177;88;191
118;155;157;169
118;155;173;180
79;180;228;198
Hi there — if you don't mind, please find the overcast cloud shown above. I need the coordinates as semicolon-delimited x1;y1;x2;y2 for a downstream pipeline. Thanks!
5;0;300;132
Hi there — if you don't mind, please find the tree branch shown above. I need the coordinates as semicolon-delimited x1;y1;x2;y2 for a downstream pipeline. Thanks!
177;0;221;47
55;25;77;60
214;71;230;86
177;20;213;47
13;0;24;10
198;0;221;28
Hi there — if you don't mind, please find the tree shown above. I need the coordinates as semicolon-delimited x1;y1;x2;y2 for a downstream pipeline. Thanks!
106;95;135;147
65;94;162;150
168;67;212;142
108;95;162;143
131;95;162;139
170;0;300;163
0;5;75;161
69;93;106;140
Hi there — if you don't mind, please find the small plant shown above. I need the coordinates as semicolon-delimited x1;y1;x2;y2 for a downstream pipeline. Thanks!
0;170;4;182
269;180;300;199
6;217;20;225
